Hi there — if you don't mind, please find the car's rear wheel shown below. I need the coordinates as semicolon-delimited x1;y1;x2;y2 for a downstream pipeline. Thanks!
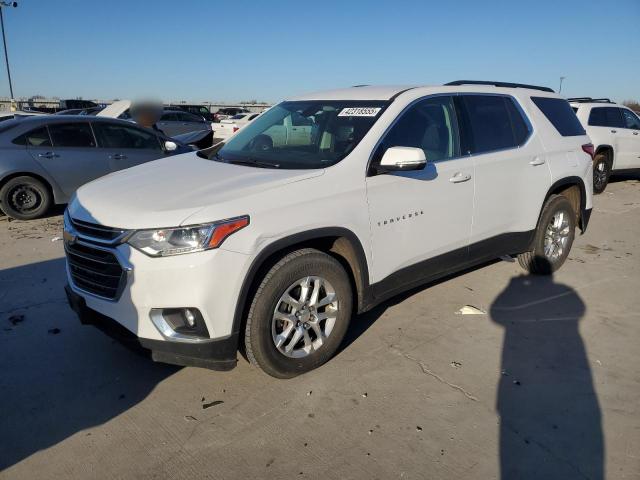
244;248;352;378
0;176;52;220
518;194;576;275
593;153;611;194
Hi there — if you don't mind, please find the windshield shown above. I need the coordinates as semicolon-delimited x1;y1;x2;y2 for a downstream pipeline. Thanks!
212;100;387;169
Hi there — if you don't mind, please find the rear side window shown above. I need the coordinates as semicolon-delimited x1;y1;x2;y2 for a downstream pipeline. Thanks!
13;126;52;147
588;107;624;128
49;123;96;147
458;95;529;154
531;97;586;136
161;112;179;121
93;122;162;150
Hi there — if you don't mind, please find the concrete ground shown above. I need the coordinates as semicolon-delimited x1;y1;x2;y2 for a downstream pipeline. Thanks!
1;174;639;480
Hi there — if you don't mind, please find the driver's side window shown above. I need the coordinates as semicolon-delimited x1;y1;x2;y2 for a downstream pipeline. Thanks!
375;96;460;164
621;109;640;130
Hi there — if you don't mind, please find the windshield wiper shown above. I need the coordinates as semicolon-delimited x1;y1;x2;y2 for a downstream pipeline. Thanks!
229;159;281;169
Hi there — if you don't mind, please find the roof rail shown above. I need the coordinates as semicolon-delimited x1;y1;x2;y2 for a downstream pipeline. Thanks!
351;84;370;88
445;80;554;93
567;97;614;104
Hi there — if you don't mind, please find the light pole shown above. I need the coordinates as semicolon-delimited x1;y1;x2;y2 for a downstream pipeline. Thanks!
559;76;566;94
0;1;17;108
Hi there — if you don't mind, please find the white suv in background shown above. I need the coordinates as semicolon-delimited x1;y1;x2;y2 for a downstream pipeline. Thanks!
570;98;640;193
64;81;593;378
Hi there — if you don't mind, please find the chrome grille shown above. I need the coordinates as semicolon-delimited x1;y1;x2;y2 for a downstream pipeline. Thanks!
70;218;126;242
65;241;125;300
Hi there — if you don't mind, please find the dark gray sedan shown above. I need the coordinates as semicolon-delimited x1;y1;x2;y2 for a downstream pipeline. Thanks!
0;116;190;220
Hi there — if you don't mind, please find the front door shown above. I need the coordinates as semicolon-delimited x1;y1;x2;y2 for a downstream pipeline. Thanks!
617;108;640;169
365;95;474;285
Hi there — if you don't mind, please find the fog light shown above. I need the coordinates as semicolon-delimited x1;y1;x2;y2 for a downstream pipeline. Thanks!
150;308;210;342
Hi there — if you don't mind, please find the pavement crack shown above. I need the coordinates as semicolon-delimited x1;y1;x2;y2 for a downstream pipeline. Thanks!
394;348;478;401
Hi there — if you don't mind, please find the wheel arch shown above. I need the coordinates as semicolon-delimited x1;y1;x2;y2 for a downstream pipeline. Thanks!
230;227;370;344
595;144;615;169
543;176;589;233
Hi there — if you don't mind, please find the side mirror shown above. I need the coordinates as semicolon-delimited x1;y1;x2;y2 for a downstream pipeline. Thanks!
379;146;427;172
164;141;178;152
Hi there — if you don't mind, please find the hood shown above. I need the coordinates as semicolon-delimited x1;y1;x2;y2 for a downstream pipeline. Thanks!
68;153;323;229
97;100;131;118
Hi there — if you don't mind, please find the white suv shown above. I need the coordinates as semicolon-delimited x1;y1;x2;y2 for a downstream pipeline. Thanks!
64;81;594;378
570;98;640;193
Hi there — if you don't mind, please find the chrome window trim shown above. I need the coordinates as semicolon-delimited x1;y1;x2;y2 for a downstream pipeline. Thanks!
366;92;534;176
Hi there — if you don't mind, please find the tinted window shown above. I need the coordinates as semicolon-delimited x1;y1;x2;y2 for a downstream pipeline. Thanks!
460;95;525;154
621;109;640;130
179;112;203;122
505;98;530;144
378;95;460;162
49;123;95;147
13;126;52;147
161;112;179;121
531;97;586;136
93;123;161;150
588;107;624;128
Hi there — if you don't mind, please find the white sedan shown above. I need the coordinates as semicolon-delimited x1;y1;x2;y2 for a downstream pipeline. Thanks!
214;112;261;141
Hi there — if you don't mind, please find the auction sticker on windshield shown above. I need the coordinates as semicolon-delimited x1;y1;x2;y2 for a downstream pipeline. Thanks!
338;107;382;117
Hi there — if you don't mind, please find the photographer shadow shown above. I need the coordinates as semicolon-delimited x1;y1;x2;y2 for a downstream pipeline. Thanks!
491;264;603;479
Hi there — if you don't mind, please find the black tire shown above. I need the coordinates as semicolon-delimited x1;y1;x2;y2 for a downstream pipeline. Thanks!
518;195;576;275
0;176;52;220
244;248;353;378
592;152;611;195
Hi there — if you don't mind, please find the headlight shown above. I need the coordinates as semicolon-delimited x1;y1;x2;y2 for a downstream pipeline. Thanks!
127;216;249;257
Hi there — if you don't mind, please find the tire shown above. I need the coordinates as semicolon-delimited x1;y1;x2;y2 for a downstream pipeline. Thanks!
244;248;353;378
592;152;611;195
0;176;52;220
518;194;576;275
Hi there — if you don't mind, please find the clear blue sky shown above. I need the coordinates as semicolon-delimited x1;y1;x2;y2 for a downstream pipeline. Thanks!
1;0;638;103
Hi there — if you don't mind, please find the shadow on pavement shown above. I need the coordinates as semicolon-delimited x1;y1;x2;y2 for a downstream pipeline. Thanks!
490;268;603;480
0;257;178;470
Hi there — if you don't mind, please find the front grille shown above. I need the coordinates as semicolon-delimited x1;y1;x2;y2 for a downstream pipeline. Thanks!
70;218;126;241
65;242;125;299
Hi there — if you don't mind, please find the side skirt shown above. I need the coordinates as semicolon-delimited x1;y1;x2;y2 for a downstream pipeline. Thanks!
361;230;535;312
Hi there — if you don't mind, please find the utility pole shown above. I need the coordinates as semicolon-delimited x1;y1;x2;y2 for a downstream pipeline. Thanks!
0;1;17;109
559;76;566;94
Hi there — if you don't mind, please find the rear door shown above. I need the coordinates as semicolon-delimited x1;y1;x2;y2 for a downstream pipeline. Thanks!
617;108;640;168
92;121;166;171
28;122;109;196
177;112;208;134
588;107;625;167
157;112;181;136
460;94;550;253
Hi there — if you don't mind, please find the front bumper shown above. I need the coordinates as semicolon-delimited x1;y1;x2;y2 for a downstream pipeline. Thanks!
65;285;238;370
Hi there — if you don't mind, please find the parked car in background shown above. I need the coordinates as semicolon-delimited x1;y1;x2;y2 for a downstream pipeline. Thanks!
55;106;104;116
156;110;212;136
0;116;190;220
570;98;640;193
0;110;49;122
170;104;214;122
64;81;593;378
213;107;251;122
214;112;261;141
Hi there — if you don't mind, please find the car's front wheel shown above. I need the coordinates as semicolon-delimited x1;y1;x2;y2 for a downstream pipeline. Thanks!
518;194;576;275
0;176;52;220
244;248;353;378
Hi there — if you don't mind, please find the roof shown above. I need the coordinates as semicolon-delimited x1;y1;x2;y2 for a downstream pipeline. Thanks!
287;85;416;101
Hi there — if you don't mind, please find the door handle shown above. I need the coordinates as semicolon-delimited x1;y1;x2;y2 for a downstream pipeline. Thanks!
611;130;617;134
529;157;546;166
449;172;471;183
37;152;59;159
633;131;639;136
109;154;127;160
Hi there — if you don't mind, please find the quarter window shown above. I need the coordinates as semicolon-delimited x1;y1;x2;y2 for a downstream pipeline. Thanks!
459;95;528;154
49;123;96;148
621;109;640;130
376;95;460;163
588;107;624;128
93;122;162;150
531;97;585;136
